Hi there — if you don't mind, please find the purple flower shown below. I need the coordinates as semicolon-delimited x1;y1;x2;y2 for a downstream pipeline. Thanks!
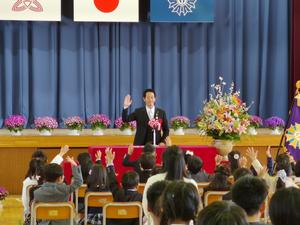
87;114;111;130
114;117;136;131
264;116;285;129
4;115;26;132
64;116;85;130
34;117;58;131
0;187;8;200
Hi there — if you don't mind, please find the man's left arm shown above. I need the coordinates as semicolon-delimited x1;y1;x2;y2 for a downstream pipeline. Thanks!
161;110;169;143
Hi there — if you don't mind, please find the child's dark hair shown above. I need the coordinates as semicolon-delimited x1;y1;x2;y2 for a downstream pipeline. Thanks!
228;151;241;174
233;168;252;181
143;143;155;154
87;164;108;191
162;145;188;180
44;163;64;182
32;150;48;163
140;152;156;170
187;156;203;175
160;181;200;225
147;180;170;216
122;171;139;190
77;152;93;183
25;159;45;184
207;165;231;191
275;153;291;189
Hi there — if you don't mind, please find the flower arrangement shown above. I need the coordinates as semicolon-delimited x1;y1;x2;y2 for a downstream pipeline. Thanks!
170;116;190;130
34;117;58;131
4;115;26;132
264;116;285;129
195;77;251;140
64;116;85;130
87;114;111;130
114;117;136;131
249;115;263;128
0;187;8;200
148;118;161;130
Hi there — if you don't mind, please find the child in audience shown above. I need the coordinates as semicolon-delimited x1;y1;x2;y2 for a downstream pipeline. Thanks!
160;181;200;225
232;176;269;225
106;147;142;225
34;156;83;225
269;187;300;225
197;201;249;225
77;152;94;183
22;145;69;218
204;165;231;193
123;144;156;182
80;150;109;225
146;180;170;225
186;154;211;182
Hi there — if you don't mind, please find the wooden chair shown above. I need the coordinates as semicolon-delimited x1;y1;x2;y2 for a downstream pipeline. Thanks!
103;202;143;225
203;191;228;206
84;192;113;225
137;183;146;195
75;184;87;213
197;182;210;196
30;202;75;225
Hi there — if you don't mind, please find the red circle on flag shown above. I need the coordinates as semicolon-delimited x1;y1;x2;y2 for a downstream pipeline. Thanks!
93;0;119;13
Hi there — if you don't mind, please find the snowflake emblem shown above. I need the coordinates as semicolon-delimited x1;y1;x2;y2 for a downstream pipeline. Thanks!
167;0;197;16
286;123;300;149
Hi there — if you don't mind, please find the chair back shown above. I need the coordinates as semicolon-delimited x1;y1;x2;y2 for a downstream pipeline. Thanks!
137;183;145;194
84;192;113;225
30;202;74;225
204;191;228;206
75;184;87;213
103;202;143;225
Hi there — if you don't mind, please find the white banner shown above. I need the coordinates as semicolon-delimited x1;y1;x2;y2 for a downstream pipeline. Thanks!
0;0;61;21
74;0;139;22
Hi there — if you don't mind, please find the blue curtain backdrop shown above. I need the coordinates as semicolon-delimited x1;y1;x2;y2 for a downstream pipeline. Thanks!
0;0;289;127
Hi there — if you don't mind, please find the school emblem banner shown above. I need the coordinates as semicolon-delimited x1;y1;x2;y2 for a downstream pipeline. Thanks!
0;0;61;21
150;0;214;22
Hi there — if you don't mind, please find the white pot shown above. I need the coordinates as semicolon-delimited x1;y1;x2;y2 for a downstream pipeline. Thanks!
198;130;206;135
68;129;80;136
39;130;52;136
247;127;257;135
271;127;282;135
212;139;234;157
10;130;22;136
174;127;185;135
121;128;133;135
93;128;104;136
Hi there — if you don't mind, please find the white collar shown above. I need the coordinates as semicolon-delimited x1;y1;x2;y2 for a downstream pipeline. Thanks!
146;106;155;112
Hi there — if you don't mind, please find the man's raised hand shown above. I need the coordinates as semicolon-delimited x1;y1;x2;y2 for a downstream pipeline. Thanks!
124;94;132;108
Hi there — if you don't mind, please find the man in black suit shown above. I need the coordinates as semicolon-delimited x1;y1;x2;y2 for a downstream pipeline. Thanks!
122;89;169;146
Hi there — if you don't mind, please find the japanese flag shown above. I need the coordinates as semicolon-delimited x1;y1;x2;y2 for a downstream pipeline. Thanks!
0;0;61;21
74;0;139;22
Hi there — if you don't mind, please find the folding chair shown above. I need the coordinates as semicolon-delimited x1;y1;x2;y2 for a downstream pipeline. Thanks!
84;192;113;225
75;184;87;213
203;191;228;206
30;202;75;225
137;183;146;195
103;202;143;225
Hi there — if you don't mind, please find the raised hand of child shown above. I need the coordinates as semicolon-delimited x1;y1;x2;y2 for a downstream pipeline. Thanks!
66;156;77;166
59;145;69;157
95;151;102;161
105;147;115;165
128;145;134;155
246;147;258;162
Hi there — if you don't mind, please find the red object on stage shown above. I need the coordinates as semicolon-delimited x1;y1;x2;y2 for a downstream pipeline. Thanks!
63;145;217;184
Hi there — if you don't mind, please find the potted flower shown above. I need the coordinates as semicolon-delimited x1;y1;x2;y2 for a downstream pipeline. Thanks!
64;116;85;136
264;116;285;135
170;116;190;135
114;117;136;135
4;115;26;136
148;118;161;145
34;116;58;136
0;186;8;208
87;114;111;136
247;115;263;135
195;77;251;156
